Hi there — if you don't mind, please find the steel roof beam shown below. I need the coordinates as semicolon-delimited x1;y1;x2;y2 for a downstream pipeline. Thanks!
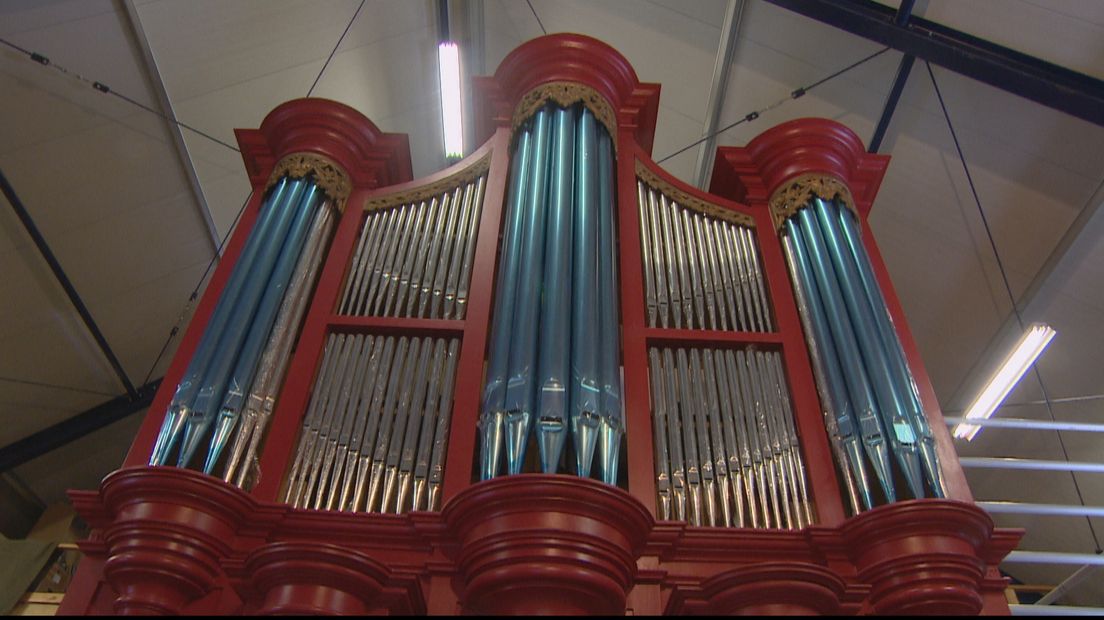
0;380;161;472
765;0;1104;127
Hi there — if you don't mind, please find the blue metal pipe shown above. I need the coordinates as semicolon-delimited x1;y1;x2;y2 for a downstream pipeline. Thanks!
834;202;945;497
479;125;534;480
535;105;576;474
783;226;874;510
811;198;924;498
503;107;553;475
596;127;623;486
150;177;296;465
177;181;315;467
570;106;600;477
203;197;328;473
791;208;897;502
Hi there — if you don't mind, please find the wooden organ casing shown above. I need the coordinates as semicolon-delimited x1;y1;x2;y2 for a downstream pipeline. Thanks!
61;34;1020;616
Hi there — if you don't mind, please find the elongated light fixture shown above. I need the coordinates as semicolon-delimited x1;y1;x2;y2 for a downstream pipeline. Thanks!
438;41;464;160
954;323;1056;441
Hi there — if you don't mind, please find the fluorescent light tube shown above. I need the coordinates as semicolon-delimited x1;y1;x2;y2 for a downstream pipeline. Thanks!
438;41;463;159
954;323;1056;441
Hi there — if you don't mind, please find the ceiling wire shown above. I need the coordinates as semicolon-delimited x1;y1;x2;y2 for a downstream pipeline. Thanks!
527;0;548;35
140;0;366;386
0;36;239;153
925;60;1102;553
657;46;891;165
307;0;366;97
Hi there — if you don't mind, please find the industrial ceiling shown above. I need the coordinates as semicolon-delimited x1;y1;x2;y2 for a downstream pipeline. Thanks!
1;0;1102;606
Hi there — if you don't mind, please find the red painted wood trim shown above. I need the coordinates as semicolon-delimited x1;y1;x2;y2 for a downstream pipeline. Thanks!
327;315;465;337
643;328;785;347
617;140;656;515
440;128;512;505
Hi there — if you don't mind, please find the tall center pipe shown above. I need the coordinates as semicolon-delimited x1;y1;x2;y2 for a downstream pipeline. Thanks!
570;106;600;477
535;106;577;474
503;108;553;475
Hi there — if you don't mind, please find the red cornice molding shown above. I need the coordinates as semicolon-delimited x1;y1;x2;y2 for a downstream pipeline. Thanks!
235;97;413;190
66;469;1021;615
472;33;661;153
710;117;889;216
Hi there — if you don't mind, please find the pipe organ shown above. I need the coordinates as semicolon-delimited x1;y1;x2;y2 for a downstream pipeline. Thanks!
62;34;1020;616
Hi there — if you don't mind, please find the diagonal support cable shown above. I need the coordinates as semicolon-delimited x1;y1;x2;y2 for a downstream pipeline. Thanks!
926;61;1102;553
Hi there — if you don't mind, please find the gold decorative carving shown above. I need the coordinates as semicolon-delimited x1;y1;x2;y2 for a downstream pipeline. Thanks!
364;153;492;212
768;173;858;231
635;160;756;228
512;82;618;151
266;153;352;213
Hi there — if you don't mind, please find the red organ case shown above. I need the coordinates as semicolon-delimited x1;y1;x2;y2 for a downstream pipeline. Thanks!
62;34;1020;616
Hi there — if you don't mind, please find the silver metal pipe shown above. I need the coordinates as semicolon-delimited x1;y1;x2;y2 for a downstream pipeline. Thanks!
413;339;447;511
700;216;729;331
388;200;429;317
742;227;773;331
726;223;758;333
444;182;476;319
418;190;454;318
375;201;420;316
402;196;442;318
325;334;376;510
313;334;367;510
648;348;672;520
689;349;717;526
693;214;719;330
338;335;386;511
351;336;398;512
431;186;465;318
352;207;397;316
298;334;355;508
754;350;796;529
723;348;758;528
454;175;487;320
363;204;408;316
284;333;341;505
680;208;706;329
662;348;688;521
339;210;376;314
711;220;740;331
702;349;731;527
638;181;659;327
713;349;745;527
360;336;408;511
731;226;763;332
388;337;430;511
298;334;356;508
767;351;814;526
427;338;461;511
665;195;693;329
647;187;671;329
747;350;791;529
368;337;421;512
675;349;704;526
734;349;772;527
